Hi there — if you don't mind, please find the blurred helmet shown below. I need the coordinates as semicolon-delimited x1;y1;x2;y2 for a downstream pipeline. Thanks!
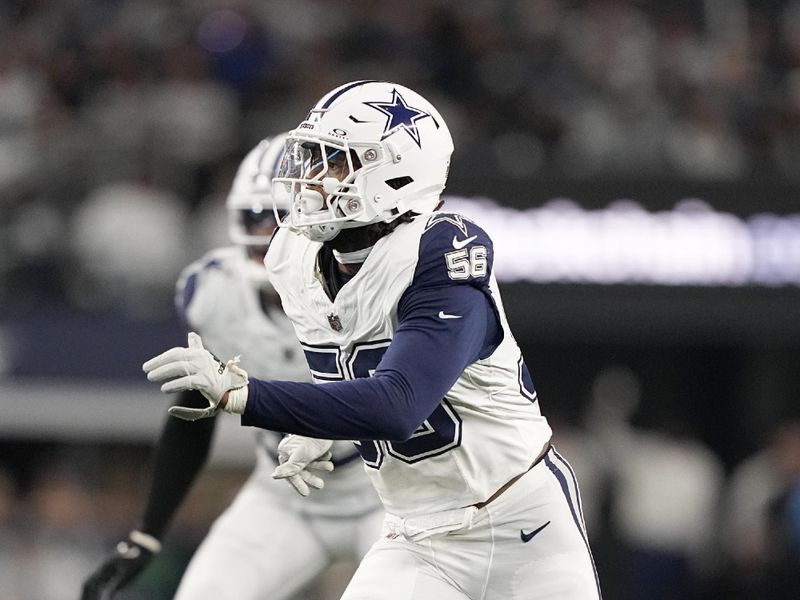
226;133;290;288
227;133;291;250
273;81;453;242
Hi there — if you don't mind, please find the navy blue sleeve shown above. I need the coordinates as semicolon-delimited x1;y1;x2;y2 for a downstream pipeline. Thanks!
242;283;500;440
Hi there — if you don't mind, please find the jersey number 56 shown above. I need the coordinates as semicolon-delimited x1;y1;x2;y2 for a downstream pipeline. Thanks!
302;341;462;469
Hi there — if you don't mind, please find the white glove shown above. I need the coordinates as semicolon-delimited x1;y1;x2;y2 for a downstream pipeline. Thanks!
271;435;334;497
142;332;249;421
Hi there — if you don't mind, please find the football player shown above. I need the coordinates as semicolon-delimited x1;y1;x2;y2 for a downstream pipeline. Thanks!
144;81;601;599
82;134;383;600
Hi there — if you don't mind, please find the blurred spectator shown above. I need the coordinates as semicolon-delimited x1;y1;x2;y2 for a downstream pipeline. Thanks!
722;417;800;599
0;32;48;197
68;179;190;318
0;458;105;600
148;39;239;202
0;466;20;592
664;90;748;179
586;365;725;600
79;33;154;187
4;198;68;308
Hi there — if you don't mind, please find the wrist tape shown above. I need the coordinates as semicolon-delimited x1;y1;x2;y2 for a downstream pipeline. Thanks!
223;384;249;414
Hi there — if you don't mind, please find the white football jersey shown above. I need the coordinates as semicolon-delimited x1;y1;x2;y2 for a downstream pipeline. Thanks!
265;213;553;518
176;246;379;515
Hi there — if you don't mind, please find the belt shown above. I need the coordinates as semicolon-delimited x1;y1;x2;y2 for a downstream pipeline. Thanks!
472;442;552;510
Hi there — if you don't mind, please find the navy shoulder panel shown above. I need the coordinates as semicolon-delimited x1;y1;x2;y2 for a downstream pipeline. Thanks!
412;212;494;289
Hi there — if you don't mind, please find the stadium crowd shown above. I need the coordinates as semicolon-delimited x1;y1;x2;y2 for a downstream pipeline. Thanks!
5;0;800;311
4;0;800;307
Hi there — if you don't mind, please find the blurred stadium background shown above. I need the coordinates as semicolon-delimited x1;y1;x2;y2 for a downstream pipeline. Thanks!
1;0;800;598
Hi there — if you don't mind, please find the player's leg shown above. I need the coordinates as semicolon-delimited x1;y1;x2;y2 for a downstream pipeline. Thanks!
475;445;601;600
412;447;599;600
354;505;386;558
174;474;329;600
299;506;385;598
339;536;471;600
309;505;384;562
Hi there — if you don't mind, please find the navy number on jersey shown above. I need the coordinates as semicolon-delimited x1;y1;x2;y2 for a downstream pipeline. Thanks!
301;341;462;469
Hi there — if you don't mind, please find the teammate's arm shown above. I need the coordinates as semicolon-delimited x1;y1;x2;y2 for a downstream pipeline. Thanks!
81;390;217;599
140;389;218;535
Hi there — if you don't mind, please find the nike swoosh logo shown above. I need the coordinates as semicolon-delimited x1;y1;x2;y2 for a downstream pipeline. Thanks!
520;521;551;543
438;311;462;320
452;235;477;250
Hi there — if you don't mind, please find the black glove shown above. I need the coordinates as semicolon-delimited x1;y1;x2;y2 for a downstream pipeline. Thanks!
81;530;161;600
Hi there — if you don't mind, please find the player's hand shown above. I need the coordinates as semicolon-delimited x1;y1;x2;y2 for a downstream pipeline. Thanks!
272;435;334;496
143;332;249;421
81;530;161;600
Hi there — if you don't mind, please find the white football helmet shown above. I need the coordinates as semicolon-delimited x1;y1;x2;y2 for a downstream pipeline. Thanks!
273;81;454;242
226;134;291;286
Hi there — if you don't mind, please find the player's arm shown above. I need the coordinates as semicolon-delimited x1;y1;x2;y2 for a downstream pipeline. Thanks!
143;217;500;440
139;389;218;535
81;390;217;599
238;282;501;440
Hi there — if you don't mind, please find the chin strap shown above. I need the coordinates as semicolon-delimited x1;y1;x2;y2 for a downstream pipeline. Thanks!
332;245;375;264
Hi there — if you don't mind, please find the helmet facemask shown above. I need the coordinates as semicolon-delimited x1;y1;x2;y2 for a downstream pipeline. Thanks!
274;133;387;242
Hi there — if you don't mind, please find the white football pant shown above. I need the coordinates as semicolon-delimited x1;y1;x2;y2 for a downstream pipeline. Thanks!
341;447;601;600
174;471;384;600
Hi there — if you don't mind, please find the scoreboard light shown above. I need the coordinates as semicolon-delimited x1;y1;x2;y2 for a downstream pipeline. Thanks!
443;196;800;287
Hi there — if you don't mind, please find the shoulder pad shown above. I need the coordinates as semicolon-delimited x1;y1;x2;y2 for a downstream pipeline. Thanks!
174;247;238;329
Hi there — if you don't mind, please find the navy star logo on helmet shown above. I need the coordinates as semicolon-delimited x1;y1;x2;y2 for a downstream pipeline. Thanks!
364;89;435;148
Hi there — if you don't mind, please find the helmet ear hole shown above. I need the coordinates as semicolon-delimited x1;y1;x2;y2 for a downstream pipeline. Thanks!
385;176;414;190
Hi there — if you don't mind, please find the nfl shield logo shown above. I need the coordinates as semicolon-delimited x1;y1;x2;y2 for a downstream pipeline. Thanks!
327;313;343;331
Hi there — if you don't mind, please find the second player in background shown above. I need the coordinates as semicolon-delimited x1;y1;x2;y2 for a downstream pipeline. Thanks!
82;133;383;600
